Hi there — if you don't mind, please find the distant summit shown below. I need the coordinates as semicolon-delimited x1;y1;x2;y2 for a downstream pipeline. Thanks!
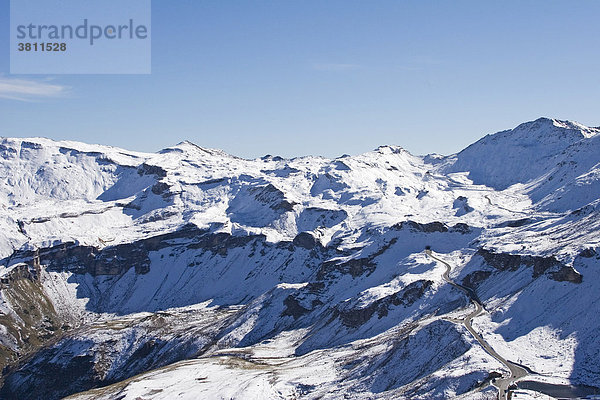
441;118;600;210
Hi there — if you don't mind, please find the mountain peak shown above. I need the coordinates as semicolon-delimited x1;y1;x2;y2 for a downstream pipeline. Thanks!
158;140;236;158
374;145;406;154
514;117;599;139
443;118;600;192
176;140;197;147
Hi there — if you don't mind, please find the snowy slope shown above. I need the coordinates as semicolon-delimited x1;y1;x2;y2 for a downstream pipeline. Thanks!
440;117;600;211
0;118;599;400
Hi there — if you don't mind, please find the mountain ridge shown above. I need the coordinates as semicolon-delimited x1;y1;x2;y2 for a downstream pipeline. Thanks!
4;116;597;160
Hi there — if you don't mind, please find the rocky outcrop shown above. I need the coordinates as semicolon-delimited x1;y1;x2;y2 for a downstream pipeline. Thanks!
249;184;296;212
226;183;297;228
292;232;320;250
317;238;397;279
137;163;167;178
186;232;263;257
339;280;433;328
0;268;71;382
579;247;598;258
478;248;558;277
394;221;448;233
450;223;472;234
498;218;532;228
551;266;583;284
281;295;311;319
477;248;583;283
319;257;376;279
151;181;171;196
199;177;229;186
3;225;269;277
0;144;17;158
461;270;492;289
0;306;236;400
0;263;40;287
392;220;472;235
296;207;347;231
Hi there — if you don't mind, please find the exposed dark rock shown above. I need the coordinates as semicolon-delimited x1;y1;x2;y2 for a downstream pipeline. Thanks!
570;204;597;217
306;282;325;293
151;181;170;195
281;295;310;319
338;305;374;329
478;248;557;277
120;201;141;211
461;270;492;289
392;220;448;233
260;166;302;177
498;218;532;228
274;240;295;252
317;238;397;279
0;263;40;287
0;305;234;400
0;144;17;157
579;248;597;258
339;280;433;328
139;209;180;223
21;141;43;150
393;280;433;307
199;177;229;186
488;371;503;381
296;207;347;231
249;184;296;212
137;163;167;178
3;225;268;277
477;248;581;283
186;232;263;257
260;154;283;162
450;223;472;234
4;352;98;400
57;147;105;159
551;266;583;284
319;258;376;280
293;232;319;250
0;270;69;382
477;249;522;271
277;201;296;212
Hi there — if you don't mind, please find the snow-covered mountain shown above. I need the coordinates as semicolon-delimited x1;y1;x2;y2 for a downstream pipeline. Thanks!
0;118;598;400
440;118;600;211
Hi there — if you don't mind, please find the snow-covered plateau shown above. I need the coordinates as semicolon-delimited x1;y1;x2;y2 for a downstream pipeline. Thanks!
0;117;599;399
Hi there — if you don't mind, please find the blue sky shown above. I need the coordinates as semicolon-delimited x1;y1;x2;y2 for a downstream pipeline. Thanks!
1;0;599;158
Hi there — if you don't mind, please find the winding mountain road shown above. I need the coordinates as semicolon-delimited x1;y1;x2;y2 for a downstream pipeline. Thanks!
426;249;528;400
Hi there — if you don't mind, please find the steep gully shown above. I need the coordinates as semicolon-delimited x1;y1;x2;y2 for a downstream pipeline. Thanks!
426;249;528;400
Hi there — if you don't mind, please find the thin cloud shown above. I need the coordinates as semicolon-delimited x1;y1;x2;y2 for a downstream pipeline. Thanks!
311;63;362;72
0;77;68;101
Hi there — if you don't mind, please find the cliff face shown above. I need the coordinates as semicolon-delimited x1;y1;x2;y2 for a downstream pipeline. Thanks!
0;264;71;382
476;248;583;283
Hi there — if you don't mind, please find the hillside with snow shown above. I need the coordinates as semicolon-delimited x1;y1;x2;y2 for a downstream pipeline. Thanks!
0;118;598;400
